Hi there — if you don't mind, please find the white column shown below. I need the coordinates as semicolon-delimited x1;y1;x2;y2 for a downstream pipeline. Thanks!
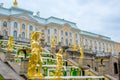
27;25;30;39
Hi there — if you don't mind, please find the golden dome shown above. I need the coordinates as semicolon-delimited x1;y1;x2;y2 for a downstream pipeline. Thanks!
13;0;18;7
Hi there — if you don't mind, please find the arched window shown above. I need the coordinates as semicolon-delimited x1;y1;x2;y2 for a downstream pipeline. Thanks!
61;30;63;35
22;24;25;30
48;36;50;43
76;34;78;38
41;29;44;33
3;30;7;36
55;36;57;43
90;40;92;45
3;21;7;27
54;29;57;34
114;63;118;74
70;39;72;44
48;29;50;34
14;22;18;28
61;37;64;45
85;39;88;49
29;25;33;30
22;32;25;39
95;67;97;71
13;30;17;38
65;32;68;36
66;38;68;45
101;59;103;65
76;40;78;44
70;32;72;37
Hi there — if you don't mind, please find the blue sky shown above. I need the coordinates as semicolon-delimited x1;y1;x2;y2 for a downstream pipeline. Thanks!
0;0;120;42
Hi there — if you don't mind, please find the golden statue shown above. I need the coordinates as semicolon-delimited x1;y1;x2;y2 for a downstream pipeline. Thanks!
51;36;56;48
72;44;75;51
27;31;44;79
79;45;84;66
80;46;84;59
7;36;14;52
54;49;63;79
72;44;79;51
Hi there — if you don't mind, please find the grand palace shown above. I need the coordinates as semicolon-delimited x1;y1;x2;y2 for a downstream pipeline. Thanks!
0;1;120;80
0;6;120;55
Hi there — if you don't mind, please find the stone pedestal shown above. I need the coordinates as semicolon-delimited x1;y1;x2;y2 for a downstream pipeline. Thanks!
20;58;29;74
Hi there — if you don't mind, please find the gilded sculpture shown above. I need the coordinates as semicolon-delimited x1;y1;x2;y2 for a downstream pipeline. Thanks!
51;36;56;48
7;36;14;52
27;31;44;79
72;44;79;51
54;49;63;79
80;46;84;59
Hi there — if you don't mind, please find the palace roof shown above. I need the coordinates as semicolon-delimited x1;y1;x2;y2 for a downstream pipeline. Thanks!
80;30;111;41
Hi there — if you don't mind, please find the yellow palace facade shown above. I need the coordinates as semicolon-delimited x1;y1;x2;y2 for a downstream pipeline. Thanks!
0;6;120;55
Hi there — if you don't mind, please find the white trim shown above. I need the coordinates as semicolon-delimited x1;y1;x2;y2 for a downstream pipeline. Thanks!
44;76;104;79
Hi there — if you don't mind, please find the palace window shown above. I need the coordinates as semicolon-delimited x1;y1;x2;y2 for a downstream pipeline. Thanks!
114;63;118;74
70;32;72;37
65;32;68;36
54;29;57;34
94;41;97;45
14;22;18;28
41;29;44;33
13;30;17;38
29;25;33;30
66;38;68;45
85;39;88;44
48;29;50;34
3;30;7;36
70;39;72;44
55;36;57;43
61;30;63;35
22;24;25;30
76;34;78;38
76;40;78;44
22;32;25;39
35;27;38;31
3;21;7;27
61;37;64;45
99;47;101;51
48;36;50;43
99;42;101;47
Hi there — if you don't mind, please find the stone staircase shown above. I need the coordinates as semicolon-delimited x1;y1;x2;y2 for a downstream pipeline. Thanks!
0;60;24;80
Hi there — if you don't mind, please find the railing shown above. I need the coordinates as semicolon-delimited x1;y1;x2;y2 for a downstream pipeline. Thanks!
2;36;30;43
14;38;30;43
